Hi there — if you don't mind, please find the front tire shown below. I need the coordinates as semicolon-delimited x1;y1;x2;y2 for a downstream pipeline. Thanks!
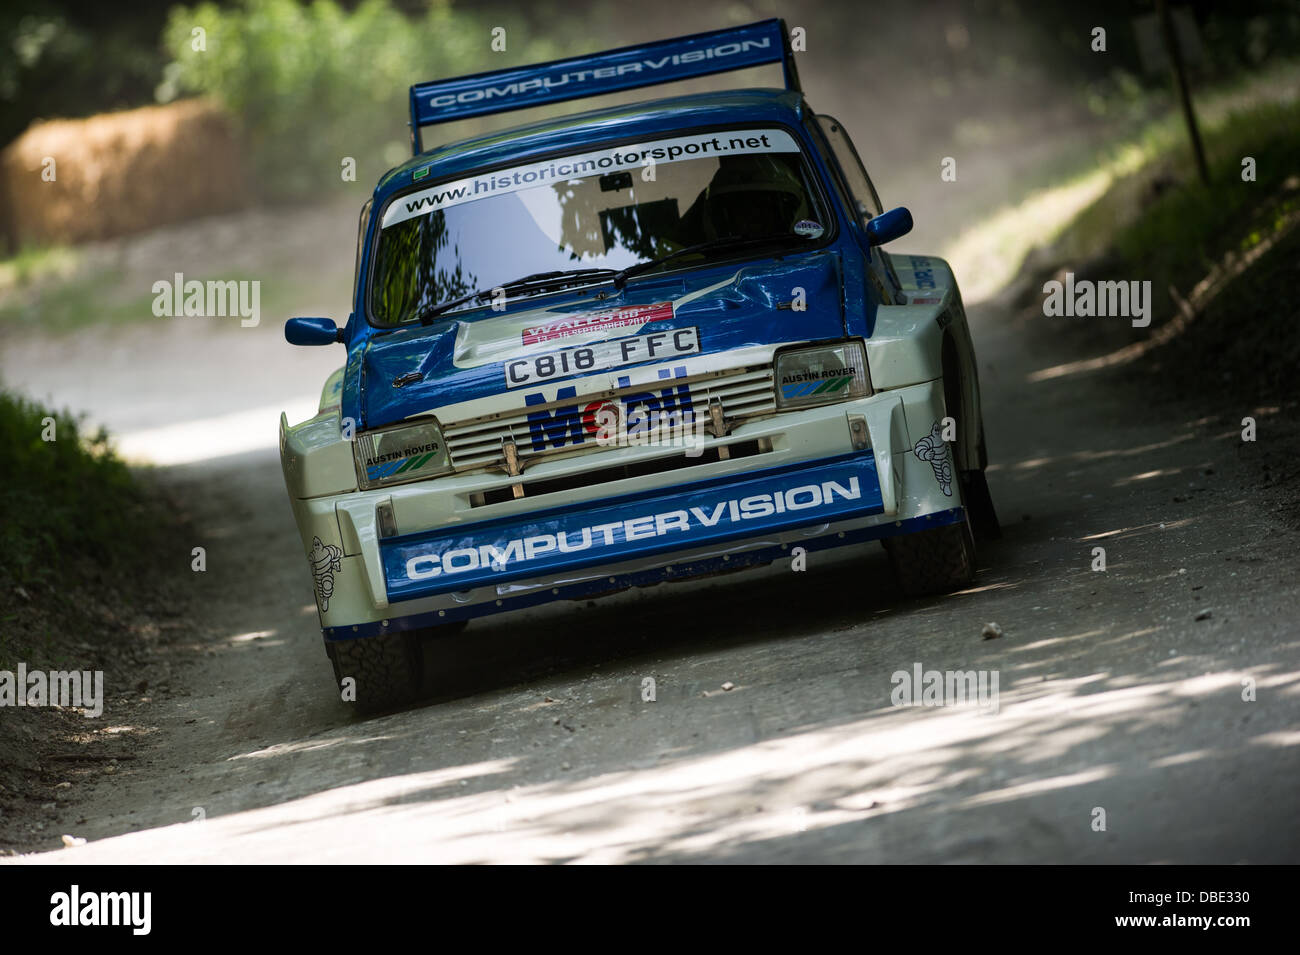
962;468;1002;541
326;632;423;714
885;518;976;597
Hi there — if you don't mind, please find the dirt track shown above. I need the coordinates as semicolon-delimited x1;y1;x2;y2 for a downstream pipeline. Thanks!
2;267;1298;863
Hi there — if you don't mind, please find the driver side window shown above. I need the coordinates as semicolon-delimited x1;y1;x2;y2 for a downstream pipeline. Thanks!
806;113;898;303
816;115;883;223
353;197;373;305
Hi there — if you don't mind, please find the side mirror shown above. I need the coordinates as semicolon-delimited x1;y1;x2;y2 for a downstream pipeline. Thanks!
865;206;913;246
285;317;342;346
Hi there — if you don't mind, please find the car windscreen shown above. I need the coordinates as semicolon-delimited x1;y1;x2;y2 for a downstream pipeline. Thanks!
368;127;831;326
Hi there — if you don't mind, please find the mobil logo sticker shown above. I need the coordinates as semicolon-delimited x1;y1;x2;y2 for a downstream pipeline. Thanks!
524;365;694;452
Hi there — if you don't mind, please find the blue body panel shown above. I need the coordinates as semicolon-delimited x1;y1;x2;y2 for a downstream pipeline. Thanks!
382;451;884;602
359;250;847;428
342;89;884;432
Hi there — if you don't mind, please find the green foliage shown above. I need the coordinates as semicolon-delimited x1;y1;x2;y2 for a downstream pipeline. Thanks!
0;245;77;292
1113;100;1300;293
0;268;158;332
0;390;145;585
1040;95;1300;405
160;0;565;198
0;0;178;146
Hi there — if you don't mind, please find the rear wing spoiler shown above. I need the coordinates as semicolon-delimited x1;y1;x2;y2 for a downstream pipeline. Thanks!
408;18;801;154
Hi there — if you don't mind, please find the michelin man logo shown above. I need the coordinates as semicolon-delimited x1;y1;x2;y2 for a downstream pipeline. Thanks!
913;421;953;497
308;536;343;611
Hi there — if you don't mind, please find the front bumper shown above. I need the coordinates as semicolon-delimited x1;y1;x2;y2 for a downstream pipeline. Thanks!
387;450;884;601
287;378;959;640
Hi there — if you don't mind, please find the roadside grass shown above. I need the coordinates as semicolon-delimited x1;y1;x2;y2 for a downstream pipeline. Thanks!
0;390;197;845
1063;99;1300;285
980;75;1300;528
944;59;1300;303
1020;96;1300;402
0;270;157;332
0;392;139;582
0;390;177;671
0;267;316;334
0;245;80;290
0;197;358;336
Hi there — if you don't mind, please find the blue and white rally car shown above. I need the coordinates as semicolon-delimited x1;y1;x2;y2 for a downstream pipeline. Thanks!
281;20;999;710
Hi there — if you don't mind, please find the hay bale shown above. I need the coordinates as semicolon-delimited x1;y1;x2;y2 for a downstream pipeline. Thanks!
0;99;252;250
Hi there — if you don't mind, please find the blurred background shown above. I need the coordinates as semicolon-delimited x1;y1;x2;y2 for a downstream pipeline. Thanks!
3;0;1300;268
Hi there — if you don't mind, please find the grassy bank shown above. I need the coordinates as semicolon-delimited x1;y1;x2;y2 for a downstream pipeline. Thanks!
944;59;1300;303
0;389;191;669
0;392;140;588
977;82;1300;531
0;199;356;336
1008;94;1300;407
0;388;198;841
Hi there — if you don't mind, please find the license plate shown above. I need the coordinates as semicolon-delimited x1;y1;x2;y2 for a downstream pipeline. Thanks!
504;327;700;388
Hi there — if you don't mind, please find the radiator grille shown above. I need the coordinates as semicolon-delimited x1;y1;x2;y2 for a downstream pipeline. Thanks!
442;366;775;473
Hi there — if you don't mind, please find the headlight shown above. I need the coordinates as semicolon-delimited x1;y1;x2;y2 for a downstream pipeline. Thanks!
354;418;453;489
774;341;871;409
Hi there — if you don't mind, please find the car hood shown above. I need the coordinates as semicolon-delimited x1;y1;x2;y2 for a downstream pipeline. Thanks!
359;250;847;430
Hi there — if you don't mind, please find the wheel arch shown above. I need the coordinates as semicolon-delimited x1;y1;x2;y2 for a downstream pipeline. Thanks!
940;328;983;474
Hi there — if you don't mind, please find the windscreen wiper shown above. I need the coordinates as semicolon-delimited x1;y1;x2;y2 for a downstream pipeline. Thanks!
415;268;618;325
611;232;808;291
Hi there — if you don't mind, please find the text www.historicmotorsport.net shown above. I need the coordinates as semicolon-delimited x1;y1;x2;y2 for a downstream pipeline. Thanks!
401;132;779;216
